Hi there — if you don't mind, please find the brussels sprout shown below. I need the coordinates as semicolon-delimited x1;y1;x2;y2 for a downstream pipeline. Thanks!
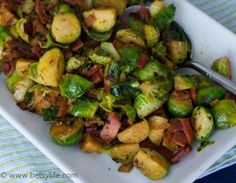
51;12;81;44
6;72;23;93
107;143;140;163
40;33;69;49
148;116;169;145
14;77;34;102
94;0;127;15
0;6;14;26
37;48;65;87
115;29;146;48
70;97;98;118
140;78;172;98
143;25;159;48
21;0;35;14
50;118;84;145
83;8;116;32
66;57;85;73
101;42;120;61
150;0;165;18
15;58;34;77
118;46;142;73
192;75;213;88
211;99;236;129
80;134;103;153
197;86;226;106
11;18;29;43
211;57;231;79
152;4;175;31
135;59;168;81
0;26;10;58
111;81;141;100
134;93;168;118
59;74;93;99
82;23;113;41
117;120;150;143
192;106;214;141
167;90;193;117
128;18;144;33
174;74;197;91
133;148;169;180
88;51;112;66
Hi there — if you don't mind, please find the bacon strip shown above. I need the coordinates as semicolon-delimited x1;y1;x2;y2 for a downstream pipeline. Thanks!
180;118;194;144
171;146;192;164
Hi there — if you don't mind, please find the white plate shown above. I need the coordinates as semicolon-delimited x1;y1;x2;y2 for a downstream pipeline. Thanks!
1;0;236;183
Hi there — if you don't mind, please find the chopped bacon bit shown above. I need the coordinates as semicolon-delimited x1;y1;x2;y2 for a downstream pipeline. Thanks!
140;4;150;22
35;0;51;24
72;40;84;52
84;14;97;28
100;112;121;143
56;96;68;118
152;107;165;116
210;99;219;106
64;0;84;6
171;146;192;164
1;61;12;75
190;88;197;102
118;163;134;173
172;131;187;147
180;118;194;144
87;65;104;84
136;53;149;69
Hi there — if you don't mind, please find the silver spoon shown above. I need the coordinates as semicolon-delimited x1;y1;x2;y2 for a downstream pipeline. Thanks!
120;5;236;95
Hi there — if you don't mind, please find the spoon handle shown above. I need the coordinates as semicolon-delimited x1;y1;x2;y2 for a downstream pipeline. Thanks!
185;60;236;95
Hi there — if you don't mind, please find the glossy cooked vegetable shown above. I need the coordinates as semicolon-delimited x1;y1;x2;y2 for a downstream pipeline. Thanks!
211;99;236;129
1;0;235;180
192;106;214;141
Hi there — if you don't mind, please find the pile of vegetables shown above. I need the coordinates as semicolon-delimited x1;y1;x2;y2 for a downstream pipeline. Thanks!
0;0;236;180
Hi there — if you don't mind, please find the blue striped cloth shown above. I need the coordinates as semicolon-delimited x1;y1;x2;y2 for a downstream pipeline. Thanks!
1;0;236;182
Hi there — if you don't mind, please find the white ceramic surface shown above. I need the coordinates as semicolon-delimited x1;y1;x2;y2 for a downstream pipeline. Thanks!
0;0;236;183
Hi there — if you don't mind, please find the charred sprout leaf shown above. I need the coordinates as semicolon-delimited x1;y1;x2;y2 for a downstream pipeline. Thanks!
192;106;214;141
211;57;231;79
98;91;116;112
24;92;35;107
101;42;120;61
134;93;168;118
70;97;98;118
114;104;136;125
197;140;215;152
111;81;141;100
50;118;84;145
135;59;168;81
197;86;226;106
40;33;69;49
66;57;85;73
211;99;236;129
106;61;120;82
128;18;144;33
59;74;93;99
118;46;143;73
89;49;112;66
12;18;29;43
42;105;59;121
152;4;175;31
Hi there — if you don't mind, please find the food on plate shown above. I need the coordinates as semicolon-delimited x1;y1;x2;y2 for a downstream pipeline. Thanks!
0;0;235;180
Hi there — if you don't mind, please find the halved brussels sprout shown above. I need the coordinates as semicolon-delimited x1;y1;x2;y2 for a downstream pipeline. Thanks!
70;97;98;118
133;148;169;180
211;57;231;79
192;106;214;141
143;25;159;48
134;93;168;118
150;0;165;18
15;58;34;77
83;8;116;32
50;118;84;145
94;0;127;15
80;134;103;153
107;143;140;163
115;29;146;48
174;74;197;91
37;48;65;87
117;120;150;143
148;116;169;145
135;59;168;81
211;99;236;129
167;90;193;117
196;86;226;106
52;12;81;44
59;74;93;99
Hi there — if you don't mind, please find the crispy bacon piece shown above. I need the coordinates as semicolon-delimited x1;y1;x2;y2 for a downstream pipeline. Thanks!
72;40;84;52
100;112;121;143
1;61;12;75
171;146;192;164
210;99;219;106
35;0;51;24
190;88;197;102
87;65;104;84
64;0;84;6
84;14;97;28
180;118;194;144
140;4;150;22
136;53;149;69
